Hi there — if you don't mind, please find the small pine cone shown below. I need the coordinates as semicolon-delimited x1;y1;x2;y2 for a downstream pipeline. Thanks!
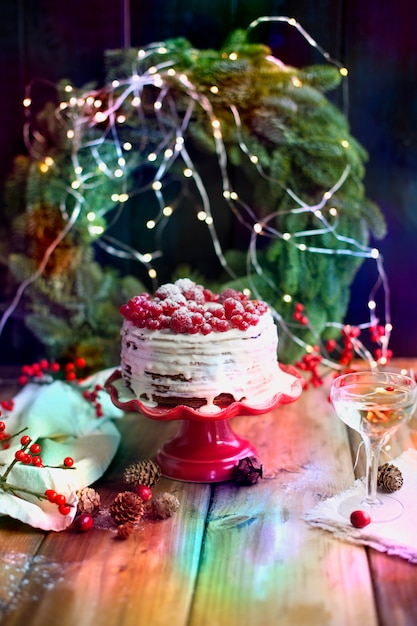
232;456;263;485
117;522;135;540
377;463;404;493
109;491;145;525
150;492;180;519
76;487;101;516
123;459;161;488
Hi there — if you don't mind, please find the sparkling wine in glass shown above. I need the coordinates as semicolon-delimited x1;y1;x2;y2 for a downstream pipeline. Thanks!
330;370;417;522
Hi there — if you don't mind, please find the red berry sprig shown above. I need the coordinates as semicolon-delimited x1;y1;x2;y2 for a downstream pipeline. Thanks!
0;429;76;517
18;356;88;386
82;384;105;418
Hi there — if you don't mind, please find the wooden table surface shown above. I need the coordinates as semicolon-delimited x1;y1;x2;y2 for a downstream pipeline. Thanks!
0;359;416;626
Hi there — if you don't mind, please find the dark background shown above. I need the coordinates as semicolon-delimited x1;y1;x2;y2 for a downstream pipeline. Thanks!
1;0;416;362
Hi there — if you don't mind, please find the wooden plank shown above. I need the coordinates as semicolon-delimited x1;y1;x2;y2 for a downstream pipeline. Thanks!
189;382;378;626
0;412;211;626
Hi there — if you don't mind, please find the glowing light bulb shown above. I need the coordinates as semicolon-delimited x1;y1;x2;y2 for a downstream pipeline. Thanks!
23;98;31;107
197;211;207;221
146;220;156;229
163;206;173;216
283;233;291;240
119;193;129;203
283;294;292;303
44;156;54;167
368;300;376;310
341;139;350;148
67;130;75;139
250;155;259;164
205;216;213;225
229;52;238;61
123;142;132;151
114;169;124;178
210;86;219;94
143;253;153;262
87;212;96;221
131;96;141;107
183;168;193;178
253;223;263;234
148;269;157;279
148;153;157;162
340;67;348;77
152;181;162;190
371;248;379;259
64;84;73;93
71;180;81;189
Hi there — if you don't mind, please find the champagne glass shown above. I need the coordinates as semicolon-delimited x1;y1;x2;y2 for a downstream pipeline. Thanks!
330;370;417;522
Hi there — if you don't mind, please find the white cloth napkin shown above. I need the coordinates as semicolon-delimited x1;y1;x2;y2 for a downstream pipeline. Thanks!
0;369;123;531
304;448;417;562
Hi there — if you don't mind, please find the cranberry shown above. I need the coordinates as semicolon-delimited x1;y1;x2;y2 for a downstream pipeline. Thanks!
350;510;371;528
75;513;94;532
135;484;152;502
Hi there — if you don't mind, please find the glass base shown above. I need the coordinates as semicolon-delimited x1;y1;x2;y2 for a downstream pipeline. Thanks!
338;493;404;523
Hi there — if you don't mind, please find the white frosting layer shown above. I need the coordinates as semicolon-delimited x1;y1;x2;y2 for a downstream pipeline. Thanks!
120;310;280;415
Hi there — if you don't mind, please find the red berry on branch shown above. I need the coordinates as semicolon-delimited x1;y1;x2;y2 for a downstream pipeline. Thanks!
75;357;87;369
350;510;371;528
58;503;72;516
30;443;41;454
45;489;58;503
20;435;31;446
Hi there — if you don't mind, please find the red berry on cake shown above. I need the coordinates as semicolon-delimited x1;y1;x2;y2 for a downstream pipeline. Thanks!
170;308;192;333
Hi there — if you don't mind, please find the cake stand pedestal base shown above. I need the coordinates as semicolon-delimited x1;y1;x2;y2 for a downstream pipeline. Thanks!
156;418;257;482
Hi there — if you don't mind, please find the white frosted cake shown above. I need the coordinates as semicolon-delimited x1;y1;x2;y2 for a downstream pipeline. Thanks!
119;279;280;414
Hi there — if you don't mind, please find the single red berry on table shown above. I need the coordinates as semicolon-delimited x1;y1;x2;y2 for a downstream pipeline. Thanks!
75;513;94;532
64;456;74;467
350;510;371;528
135;484;152;502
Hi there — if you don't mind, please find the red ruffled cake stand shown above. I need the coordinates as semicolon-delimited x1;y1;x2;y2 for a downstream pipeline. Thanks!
105;365;303;483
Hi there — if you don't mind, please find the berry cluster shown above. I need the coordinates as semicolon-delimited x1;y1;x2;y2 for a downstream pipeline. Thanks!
0;428;75;517
295;349;324;388
120;280;268;334
18;357;87;386
82;385;105;418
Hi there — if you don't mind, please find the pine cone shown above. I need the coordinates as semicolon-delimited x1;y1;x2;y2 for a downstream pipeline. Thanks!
76;487;101;516
377;463;403;493
109;491;145;525
117;522;135;540
123;459;161;488
150;492;180;519
232;456;263;485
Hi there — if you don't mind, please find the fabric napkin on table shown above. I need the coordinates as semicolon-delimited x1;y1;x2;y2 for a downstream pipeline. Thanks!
0;368;123;532
303;448;417;563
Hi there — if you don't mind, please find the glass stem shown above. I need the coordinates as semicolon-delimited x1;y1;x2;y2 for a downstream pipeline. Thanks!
362;436;383;506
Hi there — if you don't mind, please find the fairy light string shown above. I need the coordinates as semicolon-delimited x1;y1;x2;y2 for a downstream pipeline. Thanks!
0;16;391;370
